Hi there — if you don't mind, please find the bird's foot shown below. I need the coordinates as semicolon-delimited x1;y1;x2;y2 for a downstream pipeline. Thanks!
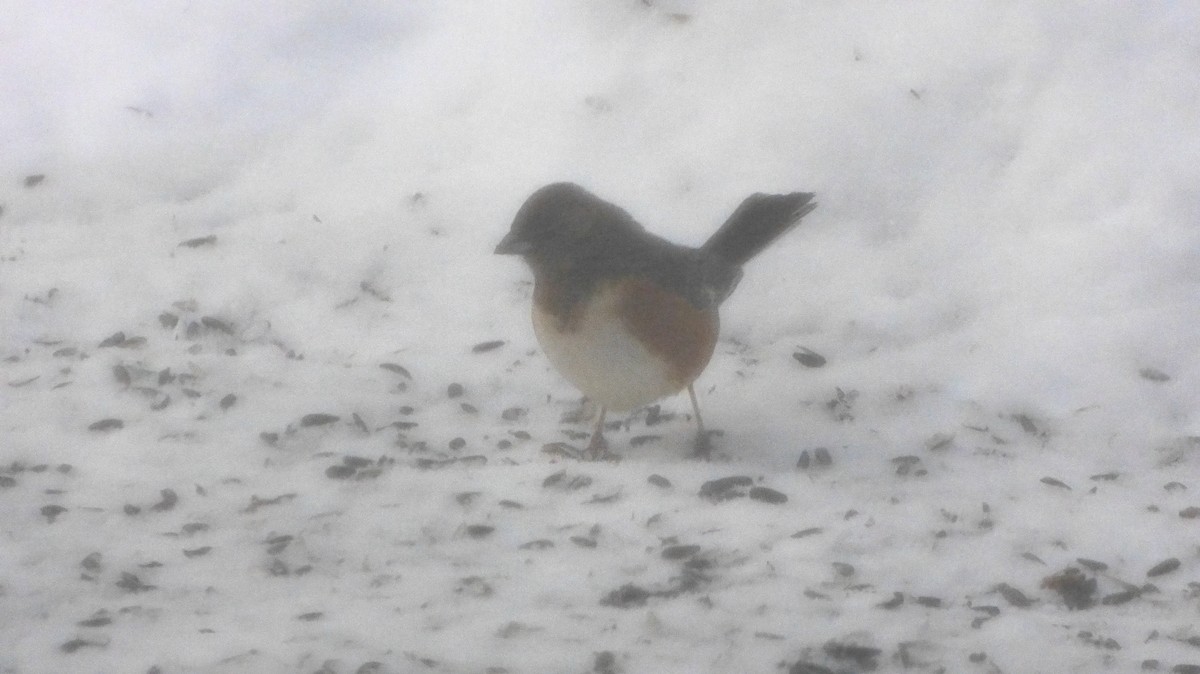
582;433;621;462
690;429;723;460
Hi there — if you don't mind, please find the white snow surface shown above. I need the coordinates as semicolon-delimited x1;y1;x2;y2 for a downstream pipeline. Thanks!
3;2;1200;673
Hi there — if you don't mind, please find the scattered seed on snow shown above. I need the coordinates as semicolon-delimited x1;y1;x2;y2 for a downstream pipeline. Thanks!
77;614;112;628
1146;558;1181;577
200;316;233;334
379;362;412;378
40;504;67;523
647;474;672;489
343;455;373;467
455;576;493;597
181;522;209;535
1012;414;1040;435
698;475;752;501
792;347;827;368
748;486;788;504
585;490;622;504
1101;588;1141;606
88;418;124;432
1041;477;1071;490
243;493;297;513
151;489;178;512
892;455;922;476
300;413;340;427
592;651;619;674
823;641;881;669
326;465;356;479
600;584;651;608
415;457;457;470
519;539;553;550
9;375;40;388
789;660;833;674
60;638;104;654
178;235;218;248
463;522;492;537
265;535;293;555
455;492;481;506
543;470;593;491
471;340;505;353
1042;568;1096;610
1021;552;1046;565
997;583;1034;607
926;432;955;451
1138;367;1171;382
80;552;103;572
661;545;700;560
115;572;155;593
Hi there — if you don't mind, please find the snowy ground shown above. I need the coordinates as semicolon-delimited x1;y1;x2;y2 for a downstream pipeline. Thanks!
3;2;1200;673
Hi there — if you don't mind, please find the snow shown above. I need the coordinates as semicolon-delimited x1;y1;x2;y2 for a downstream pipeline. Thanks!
2;2;1199;672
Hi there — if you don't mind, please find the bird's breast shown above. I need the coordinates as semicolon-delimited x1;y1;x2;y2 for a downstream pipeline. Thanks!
531;276;719;411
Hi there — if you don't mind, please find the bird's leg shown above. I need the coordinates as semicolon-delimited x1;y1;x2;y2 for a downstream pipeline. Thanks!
688;384;715;459
583;406;619;461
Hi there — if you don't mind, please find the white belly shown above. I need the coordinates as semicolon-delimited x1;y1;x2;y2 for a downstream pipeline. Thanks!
532;286;682;412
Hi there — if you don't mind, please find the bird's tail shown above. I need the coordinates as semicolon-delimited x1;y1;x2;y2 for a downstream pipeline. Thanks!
701;192;816;266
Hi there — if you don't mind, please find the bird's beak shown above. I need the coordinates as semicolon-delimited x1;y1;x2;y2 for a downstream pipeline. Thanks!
494;231;531;255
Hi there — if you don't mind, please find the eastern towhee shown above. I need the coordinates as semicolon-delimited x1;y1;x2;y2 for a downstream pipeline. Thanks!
496;182;816;459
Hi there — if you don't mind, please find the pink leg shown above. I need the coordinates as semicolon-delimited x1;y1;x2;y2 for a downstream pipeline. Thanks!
583;407;620;461
688;384;714;459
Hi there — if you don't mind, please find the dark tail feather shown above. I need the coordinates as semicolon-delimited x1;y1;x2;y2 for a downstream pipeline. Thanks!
701;192;816;266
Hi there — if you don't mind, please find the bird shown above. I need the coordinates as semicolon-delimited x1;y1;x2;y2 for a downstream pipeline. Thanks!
495;182;816;459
